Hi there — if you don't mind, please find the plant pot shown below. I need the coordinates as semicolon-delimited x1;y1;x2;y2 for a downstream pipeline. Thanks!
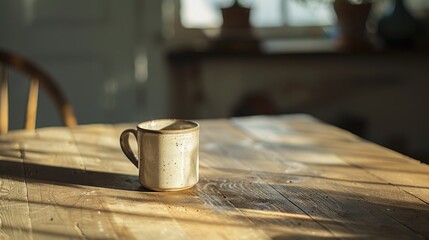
333;0;373;50
212;2;259;52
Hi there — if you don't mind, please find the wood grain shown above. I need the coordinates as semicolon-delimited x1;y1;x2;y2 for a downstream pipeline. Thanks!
0;136;32;240
0;115;428;239
234;115;429;239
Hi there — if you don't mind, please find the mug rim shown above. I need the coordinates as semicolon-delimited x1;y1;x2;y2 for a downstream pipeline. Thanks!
137;119;199;134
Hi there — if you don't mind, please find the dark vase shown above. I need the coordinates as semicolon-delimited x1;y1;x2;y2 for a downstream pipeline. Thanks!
377;0;420;48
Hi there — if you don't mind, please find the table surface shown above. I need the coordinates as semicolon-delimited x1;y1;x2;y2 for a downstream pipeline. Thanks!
0;115;428;239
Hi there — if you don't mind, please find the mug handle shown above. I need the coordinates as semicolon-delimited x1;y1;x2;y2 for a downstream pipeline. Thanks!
119;129;139;168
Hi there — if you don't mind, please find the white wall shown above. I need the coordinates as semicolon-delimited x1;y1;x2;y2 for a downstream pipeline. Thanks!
0;0;168;129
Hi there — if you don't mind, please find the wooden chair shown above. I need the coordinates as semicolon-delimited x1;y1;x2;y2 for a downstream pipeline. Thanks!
0;50;77;134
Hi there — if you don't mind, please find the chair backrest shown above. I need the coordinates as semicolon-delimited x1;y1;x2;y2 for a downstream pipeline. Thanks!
0;50;77;134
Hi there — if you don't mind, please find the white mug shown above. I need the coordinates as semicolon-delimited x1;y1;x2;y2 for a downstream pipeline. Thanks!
120;119;199;191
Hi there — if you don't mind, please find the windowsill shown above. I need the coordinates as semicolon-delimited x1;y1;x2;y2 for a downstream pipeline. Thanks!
261;38;336;53
167;37;429;63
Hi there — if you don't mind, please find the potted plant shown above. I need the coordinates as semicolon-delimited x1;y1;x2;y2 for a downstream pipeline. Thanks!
298;0;374;50
212;0;260;52
333;0;373;50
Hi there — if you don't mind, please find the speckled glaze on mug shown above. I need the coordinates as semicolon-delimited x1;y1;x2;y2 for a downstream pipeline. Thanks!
120;119;199;191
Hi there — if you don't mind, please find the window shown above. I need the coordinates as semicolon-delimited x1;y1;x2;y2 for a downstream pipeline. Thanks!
180;0;336;29
175;0;429;40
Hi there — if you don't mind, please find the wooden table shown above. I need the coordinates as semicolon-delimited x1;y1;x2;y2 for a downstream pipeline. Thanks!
1;115;428;239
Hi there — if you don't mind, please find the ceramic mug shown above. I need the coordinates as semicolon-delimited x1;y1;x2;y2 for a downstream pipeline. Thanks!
119;119;199;191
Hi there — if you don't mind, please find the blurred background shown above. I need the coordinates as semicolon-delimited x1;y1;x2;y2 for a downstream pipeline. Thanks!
1;0;428;163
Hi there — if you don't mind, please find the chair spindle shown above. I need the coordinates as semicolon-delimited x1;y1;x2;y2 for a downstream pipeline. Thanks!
0;65;9;134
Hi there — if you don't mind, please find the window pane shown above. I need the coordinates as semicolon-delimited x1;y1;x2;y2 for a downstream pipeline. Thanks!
284;1;336;26
240;0;283;27
180;0;231;28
